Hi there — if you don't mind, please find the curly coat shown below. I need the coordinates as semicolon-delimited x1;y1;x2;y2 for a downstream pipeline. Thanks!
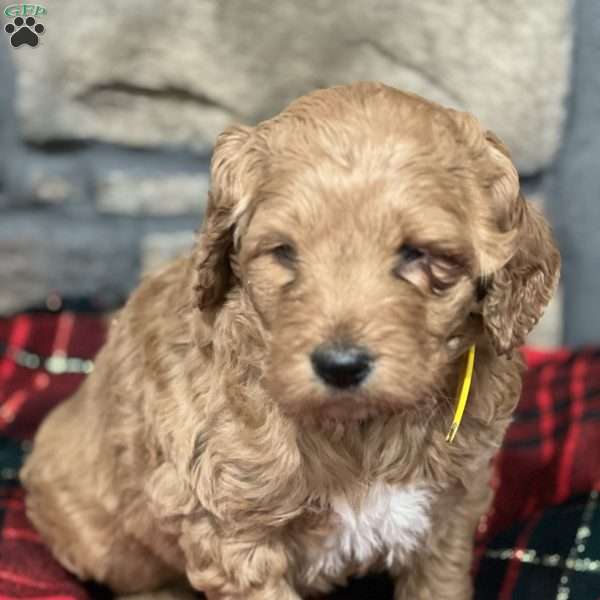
21;82;560;600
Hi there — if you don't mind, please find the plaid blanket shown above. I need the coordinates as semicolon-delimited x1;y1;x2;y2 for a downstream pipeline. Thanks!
1;312;600;599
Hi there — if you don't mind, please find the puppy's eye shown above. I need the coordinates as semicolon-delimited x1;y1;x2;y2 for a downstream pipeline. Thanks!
271;243;297;267
394;244;428;283
398;244;427;264
394;244;464;293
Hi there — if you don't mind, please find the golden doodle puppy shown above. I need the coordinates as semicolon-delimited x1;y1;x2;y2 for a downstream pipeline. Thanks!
21;82;560;599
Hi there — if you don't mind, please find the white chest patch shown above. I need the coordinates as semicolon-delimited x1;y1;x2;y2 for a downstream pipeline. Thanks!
304;482;432;581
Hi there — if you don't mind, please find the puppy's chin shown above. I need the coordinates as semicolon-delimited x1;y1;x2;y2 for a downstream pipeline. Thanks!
295;400;387;426
276;390;428;431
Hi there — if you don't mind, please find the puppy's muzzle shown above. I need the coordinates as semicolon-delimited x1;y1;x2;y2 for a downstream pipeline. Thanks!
310;343;373;389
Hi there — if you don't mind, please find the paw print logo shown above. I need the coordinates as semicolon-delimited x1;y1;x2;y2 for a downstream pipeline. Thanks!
4;16;44;48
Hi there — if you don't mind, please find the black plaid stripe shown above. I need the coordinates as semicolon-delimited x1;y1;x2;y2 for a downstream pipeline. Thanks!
476;492;600;600
486;349;600;541
0;437;25;538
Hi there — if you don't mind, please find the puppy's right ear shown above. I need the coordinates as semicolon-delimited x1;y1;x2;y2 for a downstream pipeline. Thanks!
478;131;561;355
195;125;258;311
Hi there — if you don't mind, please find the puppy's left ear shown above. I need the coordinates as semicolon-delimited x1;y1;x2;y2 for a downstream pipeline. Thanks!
195;124;259;311
480;132;561;355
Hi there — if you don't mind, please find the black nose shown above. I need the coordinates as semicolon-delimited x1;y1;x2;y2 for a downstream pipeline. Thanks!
310;344;373;389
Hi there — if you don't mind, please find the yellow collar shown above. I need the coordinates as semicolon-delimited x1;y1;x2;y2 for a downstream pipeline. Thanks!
446;345;476;443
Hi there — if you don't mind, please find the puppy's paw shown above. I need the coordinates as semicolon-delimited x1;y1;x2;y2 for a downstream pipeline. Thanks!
116;583;197;600
204;582;302;600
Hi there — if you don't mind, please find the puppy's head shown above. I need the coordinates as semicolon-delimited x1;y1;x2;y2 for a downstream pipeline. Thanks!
195;82;560;422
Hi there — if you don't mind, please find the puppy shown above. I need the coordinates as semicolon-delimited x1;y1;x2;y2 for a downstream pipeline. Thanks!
21;82;560;600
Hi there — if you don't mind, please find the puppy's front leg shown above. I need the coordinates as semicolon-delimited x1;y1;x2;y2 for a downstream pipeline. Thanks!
394;537;473;600
393;478;493;600
393;537;473;600
181;523;300;600
394;562;472;600
393;510;479;600
203;580;300;600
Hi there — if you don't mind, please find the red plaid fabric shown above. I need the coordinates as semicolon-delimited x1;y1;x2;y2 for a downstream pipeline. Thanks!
1;313;600;599
0;314;105;440
485;347;600;539
0;314;106;599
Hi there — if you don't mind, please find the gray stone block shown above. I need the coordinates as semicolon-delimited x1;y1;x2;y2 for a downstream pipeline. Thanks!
0;210;205;315
9;0;572;174
96;172;209;216
141;231;195;274
2;151;90;207
0;213;139;313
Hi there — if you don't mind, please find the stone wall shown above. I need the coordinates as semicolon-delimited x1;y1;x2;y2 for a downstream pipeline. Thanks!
0;0;574;345
0;16;205;313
